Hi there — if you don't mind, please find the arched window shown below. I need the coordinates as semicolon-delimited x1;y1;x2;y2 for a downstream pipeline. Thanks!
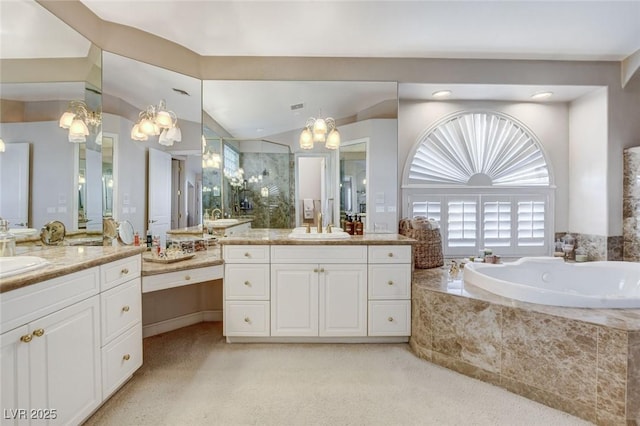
402;111;554;257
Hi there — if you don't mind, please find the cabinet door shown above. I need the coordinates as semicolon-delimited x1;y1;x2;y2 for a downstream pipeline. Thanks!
271;264;318;336
319;264;367;337
29;296;101;426
0;325;30;425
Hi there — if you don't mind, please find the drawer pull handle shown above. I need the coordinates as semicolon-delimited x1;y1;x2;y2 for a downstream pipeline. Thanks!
123;354;131;361
121;268;129;275
319;268;325;273
244;252;251;257
185;275;191;280
313;268;318;273
122;305;130;312
388;253;394;257
33;328;45;337
244;281;251;286
244;317;251;324
20;334;32;343
388;317;394;322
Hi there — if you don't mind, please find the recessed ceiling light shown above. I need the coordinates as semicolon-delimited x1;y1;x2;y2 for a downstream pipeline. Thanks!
531;91;553;100
432;90;452;99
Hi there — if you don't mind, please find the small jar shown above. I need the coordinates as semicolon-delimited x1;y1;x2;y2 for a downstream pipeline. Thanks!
0;219;16;257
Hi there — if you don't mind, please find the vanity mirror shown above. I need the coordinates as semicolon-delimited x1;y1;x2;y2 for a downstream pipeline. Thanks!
102;52;202;242
202;80;398;232
0;0;102;237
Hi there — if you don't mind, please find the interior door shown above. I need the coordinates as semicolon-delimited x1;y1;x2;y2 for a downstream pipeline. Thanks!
0;143;30;227
148;148;172;246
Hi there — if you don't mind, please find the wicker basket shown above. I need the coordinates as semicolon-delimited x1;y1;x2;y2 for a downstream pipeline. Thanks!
399;218;444;269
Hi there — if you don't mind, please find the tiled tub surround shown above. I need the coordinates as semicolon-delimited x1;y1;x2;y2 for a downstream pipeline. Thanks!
554;232;623;261
624;147;640;262
411;268;640;425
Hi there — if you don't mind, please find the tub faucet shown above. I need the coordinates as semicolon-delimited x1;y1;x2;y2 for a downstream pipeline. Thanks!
317;212;323;233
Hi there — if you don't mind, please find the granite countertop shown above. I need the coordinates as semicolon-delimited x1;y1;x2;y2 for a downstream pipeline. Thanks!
204;218;254;229
1;245;146;293
413;267;640;332
141;247;223;276
217;228;416;245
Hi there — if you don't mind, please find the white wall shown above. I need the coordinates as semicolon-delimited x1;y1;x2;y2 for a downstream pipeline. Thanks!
569;88;608;235
398;100;570;231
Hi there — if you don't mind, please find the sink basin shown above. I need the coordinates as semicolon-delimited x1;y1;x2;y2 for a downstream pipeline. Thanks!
0;256;49;279
287;231;351;240
205;219;239;226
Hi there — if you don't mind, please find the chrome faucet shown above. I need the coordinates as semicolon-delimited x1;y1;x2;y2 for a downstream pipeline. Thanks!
211;208;222;219
317;212;323;233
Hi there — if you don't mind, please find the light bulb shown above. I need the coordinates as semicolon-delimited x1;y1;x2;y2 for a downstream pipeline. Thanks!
299;128;313;149
325;129;340;149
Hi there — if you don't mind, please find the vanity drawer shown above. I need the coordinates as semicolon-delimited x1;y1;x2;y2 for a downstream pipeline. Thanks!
368;245;412;264
224;245;270;263
1;267;99;333
101;278;142;345
101;323;142;398
225;301;270;336
368;265;411;299
100;255;141;291
142;264;222;293
271;246;367;264
368;300;411;336
225;264;270;300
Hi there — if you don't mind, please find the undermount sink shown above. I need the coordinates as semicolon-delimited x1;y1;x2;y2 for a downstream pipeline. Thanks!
205;219;239;226
0;256;50;279
287;231;351;240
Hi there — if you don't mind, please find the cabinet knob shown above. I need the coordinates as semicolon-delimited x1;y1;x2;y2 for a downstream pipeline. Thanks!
388;317;394;322
319;268;325;273
20;334;32;343
388;252;394;257
244;281;251;286
122;305;130;312
123;354;131;361
121;268;129;275
185;275;191;280
313;268;319;273
244;317;251;324
33;328;45;337
388;280;394;286
244;252;251;258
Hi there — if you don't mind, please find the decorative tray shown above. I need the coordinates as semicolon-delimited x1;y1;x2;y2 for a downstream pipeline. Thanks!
143;253;196;264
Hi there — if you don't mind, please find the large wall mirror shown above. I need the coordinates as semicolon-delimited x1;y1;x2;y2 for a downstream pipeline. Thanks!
0;0;102;240
202;80;398;232
101;52;202;243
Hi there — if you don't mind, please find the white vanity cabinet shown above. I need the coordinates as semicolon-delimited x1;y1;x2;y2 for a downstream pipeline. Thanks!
367;246;412;336
0;253;143;425
223;245;271;336
0;268;102;426
99;255;142;399
270;246;368;337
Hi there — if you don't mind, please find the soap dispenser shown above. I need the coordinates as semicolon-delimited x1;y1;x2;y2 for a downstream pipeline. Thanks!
0;219;16;257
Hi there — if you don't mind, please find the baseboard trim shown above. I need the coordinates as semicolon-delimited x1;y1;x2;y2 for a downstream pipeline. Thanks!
143;310;223;338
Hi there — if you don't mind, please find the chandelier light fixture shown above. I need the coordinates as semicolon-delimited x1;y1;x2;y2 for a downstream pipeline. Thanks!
0;138;5;153
131;99;181;146
299;115;340;150
202;135;221;169
59;101;102;143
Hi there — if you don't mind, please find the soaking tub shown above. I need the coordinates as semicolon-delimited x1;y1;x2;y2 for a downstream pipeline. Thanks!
463;256;640;308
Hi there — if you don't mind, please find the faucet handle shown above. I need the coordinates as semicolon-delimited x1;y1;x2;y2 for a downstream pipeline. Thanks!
305;223;311;233
326;224;333;233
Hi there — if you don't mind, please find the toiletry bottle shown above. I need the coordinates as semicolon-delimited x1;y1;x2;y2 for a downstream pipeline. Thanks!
345;215;354;235
146;229;152;248
134;232;140;246
355;215;364;235
0;219;16;257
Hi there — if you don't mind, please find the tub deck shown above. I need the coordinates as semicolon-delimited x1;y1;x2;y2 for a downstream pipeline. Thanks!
411;267;640;426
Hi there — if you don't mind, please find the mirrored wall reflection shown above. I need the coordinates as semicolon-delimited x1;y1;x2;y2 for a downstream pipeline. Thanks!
102;52;202;240
340;141;367;227
0;0;102;241
207;138;294;229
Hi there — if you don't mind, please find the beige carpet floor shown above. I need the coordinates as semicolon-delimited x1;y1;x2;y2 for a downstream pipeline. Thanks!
85;322;591;426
